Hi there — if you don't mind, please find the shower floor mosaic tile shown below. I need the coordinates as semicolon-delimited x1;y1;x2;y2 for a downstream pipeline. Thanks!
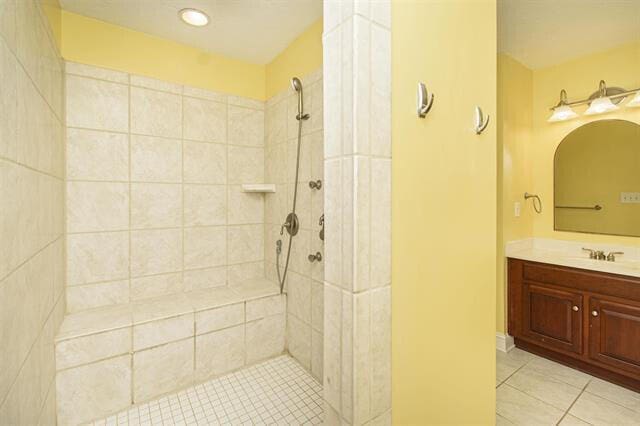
93;355;323;426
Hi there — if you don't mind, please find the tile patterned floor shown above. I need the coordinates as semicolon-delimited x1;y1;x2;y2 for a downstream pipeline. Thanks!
93;355;323;426
496;348;640;425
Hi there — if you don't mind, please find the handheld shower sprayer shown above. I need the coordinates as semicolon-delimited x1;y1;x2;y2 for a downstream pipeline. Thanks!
290;77;309;121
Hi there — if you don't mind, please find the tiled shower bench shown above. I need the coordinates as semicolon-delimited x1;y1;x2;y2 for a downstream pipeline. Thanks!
54;279;286;425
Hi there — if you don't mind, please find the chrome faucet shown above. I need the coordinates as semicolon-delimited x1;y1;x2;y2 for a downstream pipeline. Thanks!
606;251;624;262
582;248;624;262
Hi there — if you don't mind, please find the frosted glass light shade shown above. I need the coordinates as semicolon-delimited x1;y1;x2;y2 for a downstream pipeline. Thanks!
627;92;640;108
179;9;209;26
585;97;619;115
548;105;578;122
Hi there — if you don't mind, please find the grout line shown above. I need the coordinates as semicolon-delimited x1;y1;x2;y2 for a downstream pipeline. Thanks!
556;379;591;425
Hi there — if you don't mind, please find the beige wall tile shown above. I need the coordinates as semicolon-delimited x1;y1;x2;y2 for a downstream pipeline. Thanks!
228;145;264;184
67;128;128;181
55;327;131;370
228;186;264;225
265;99;287;146
66;74;128;132
287;313;311;369
228;224;264;264
184;184;226;226
323;284;342;412
130;74;181;94
245;314;285;364
228;95;264;110
311;329;323;381
133;313;194;351
133;338;194;402
228;105;264;146
287;271;311;324
130;272;184;301
67;181;129;233
195;325;244;381
131;87;182;138
0;40;17;161
370;159;390;287
227;261;264;286
67;232;129;285
183;96;226;143
131;183;182;229
311;280;324;332
196;303;244;335
56;355;132;425
182;86;227;103
183;266;227;291
131;229;182;277
183;141;226;184
246;294;285;322
66;280;130;313
184;226;227;270
130;135;182;183
65;61;129;84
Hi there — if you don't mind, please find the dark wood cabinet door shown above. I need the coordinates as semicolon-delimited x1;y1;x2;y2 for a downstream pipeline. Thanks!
589;298;640;376
522;282;583;354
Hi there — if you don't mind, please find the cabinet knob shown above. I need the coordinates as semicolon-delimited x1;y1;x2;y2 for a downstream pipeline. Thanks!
592;310;599;317
572;305;579;312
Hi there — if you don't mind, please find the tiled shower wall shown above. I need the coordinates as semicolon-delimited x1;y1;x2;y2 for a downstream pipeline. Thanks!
0;0;65;423
64;62;266;312
323;1;392;424
264;70;324;382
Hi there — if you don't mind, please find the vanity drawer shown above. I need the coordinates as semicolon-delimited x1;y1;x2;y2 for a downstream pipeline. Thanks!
521;261;640;301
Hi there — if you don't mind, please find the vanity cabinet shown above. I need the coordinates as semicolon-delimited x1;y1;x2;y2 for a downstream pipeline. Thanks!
508;258;640;391
521;283;583;354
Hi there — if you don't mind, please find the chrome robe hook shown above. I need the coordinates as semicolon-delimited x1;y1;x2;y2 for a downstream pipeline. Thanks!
474;106;490;134
417;82;434;118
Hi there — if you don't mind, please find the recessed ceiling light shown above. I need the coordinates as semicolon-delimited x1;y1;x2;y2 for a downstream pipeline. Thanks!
179;8;209;27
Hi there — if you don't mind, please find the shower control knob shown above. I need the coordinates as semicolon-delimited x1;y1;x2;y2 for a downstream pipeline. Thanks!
309;180;322;190
308;252;322;262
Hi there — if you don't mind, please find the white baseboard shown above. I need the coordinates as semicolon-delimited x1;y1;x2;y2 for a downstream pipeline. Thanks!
496;332;515;353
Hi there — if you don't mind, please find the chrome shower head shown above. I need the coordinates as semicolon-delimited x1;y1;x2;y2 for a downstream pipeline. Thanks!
291;77;303;92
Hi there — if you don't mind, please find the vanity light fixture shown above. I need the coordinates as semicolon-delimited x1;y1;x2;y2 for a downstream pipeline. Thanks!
627;91;640;108
179;8;209;27
548;80;640;122
584;80;619;115
548;89;578;122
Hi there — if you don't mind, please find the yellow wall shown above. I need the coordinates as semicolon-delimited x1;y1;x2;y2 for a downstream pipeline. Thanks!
61;11;266;100
265;19;323;98
498;41;640;333
56;12;323;101
496;54;534;333
41;0;62;50
392;1;497;423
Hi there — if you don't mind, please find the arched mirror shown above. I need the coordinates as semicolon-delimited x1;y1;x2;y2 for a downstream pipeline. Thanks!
554;119;640;237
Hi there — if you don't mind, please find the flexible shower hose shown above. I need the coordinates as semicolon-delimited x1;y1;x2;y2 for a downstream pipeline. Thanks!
277;108;305;294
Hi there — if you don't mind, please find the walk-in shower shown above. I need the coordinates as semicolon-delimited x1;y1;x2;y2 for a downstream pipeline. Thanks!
276;76;310;293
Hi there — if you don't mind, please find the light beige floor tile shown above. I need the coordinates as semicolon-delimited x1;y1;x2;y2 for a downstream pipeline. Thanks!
496;348;534;383
559;414;592;425
496;384;565;425
569;391;640;425
506;367;583;411
523;356;592;389
585;377;640;413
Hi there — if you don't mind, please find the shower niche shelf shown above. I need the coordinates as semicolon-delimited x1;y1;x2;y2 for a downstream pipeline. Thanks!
241;184;276;193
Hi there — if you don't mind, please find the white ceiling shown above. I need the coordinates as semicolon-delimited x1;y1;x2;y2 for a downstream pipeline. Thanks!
60;0;323;65
498;0;640;69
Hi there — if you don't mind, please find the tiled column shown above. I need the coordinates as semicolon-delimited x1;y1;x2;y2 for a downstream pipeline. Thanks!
322;1;391;424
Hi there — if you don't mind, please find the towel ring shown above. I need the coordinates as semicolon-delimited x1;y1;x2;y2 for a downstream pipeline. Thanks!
524;192;542;214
